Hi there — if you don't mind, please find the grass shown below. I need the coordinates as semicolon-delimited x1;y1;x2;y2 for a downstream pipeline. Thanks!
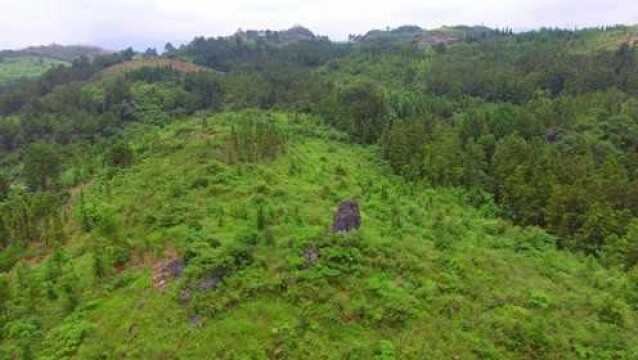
3;111;638;358
0;56;68;84
568;25;638;54
96;58;209;79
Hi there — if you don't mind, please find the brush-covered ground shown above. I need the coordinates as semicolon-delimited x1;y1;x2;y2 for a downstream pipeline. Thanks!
2;111;638;359
0;56;68;85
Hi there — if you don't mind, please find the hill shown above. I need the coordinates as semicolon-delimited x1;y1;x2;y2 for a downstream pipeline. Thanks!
349;25;501;47
1;23;638;359
0;44;111;85
96;58;209;79
233;25;324;45
0;56;68;85
347;24;638;53
178;25;341;72
1;112;637;358
0;44;112;62
568;25;638;53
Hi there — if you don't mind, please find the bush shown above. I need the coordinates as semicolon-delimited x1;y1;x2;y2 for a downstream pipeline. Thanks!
41;314;95;360
75;191;118;237
333;80;388;144
374;340;397;360
0;243;23;272
223;111;287;163
22;141;62;191
364;274;418;324
4;318;41;358
105;141;134;167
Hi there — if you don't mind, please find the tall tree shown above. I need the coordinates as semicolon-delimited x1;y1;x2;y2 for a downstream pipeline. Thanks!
335;80;387;144
22;141;61;192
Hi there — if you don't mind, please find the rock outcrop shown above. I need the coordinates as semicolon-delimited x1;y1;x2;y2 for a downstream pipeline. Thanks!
546;128;560;143
332;200;361;233
152;258;184;291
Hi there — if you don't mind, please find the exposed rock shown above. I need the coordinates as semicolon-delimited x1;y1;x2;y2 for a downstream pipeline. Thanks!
546;128;560;143
332;200;361;233
303;247;320;267
190;315;203;327
128;324;138;336
151;258;184;291
197;274;223;291
179;289;192;304
178;271;225;306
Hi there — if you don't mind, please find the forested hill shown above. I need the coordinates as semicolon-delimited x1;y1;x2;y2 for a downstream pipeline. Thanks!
0;45;113;87
0;44;112;62
1;24;638;358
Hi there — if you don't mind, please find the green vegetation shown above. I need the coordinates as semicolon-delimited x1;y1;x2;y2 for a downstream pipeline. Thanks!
3;113;638;358
1;24;638;358
0;56;68;85
0;44;110;62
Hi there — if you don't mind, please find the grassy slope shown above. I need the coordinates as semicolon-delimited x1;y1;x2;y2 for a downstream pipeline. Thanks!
568;26;638;54
0;56;68;84
95;58;209;79
5;112;638;358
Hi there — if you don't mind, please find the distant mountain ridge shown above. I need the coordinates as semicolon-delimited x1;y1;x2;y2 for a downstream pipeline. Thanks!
0;44;112;62
231;25;329;45
349;25;501;47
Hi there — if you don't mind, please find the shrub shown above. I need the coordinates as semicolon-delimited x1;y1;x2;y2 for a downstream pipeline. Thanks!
104;141;134;167
374;340;397;360
364;274;418;324
41;314;95;360
75;191;118;238
223;111;287;163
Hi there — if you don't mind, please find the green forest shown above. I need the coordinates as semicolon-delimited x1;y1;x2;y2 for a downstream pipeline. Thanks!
1;24;638;358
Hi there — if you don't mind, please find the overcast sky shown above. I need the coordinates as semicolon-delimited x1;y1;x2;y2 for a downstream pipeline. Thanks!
1;0;637;50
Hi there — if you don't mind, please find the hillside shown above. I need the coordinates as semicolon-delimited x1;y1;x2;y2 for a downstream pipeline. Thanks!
0;56;68;85
0;44;111;85
233;25;323;45
1;112;637;358
1;24;638;359
349;25;501;47
568;25;638;53
179;25;341;72
96;58;209;79
0;44;112;62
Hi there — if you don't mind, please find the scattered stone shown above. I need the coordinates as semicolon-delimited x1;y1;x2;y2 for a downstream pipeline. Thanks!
190;314;203;327
332;200;361;233
128;324;138;337
197;274;223;291
546;128;560;143
152;258;184;291
178;271;225;306
303;246;320;267
179;289;192;304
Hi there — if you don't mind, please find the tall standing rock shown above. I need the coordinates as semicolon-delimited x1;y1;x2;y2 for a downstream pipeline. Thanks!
332;200;361;233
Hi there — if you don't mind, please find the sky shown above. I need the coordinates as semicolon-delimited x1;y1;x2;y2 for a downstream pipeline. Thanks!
1;0;637;50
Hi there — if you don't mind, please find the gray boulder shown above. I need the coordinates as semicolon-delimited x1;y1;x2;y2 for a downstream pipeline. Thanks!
332;200;361;233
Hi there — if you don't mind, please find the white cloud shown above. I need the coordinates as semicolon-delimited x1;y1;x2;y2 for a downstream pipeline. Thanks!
0;0;636;49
